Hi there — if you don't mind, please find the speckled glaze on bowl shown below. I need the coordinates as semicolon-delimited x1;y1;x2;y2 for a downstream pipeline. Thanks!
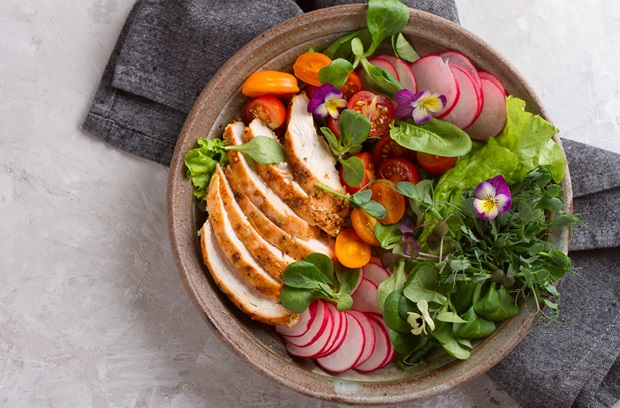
167;5;572;405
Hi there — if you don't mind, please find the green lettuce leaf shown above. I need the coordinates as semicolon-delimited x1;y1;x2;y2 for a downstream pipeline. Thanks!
184;138;229;211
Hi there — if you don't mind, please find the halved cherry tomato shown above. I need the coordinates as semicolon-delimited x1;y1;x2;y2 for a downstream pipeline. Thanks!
347;91;395;137
242;71;299;98
335;228;372;268
244;96;287;130
339;152;375;194
416;152;458;174
350;208;380;246
293;52;332;87
370;180;406;225
327;116;340;139
372;134;418;166
377;158;420;184
340;72;362;99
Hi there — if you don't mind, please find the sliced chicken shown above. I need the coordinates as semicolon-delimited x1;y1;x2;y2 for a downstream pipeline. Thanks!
214;165;294;281
246;119;346;237
283;93;349;236
207;171;282;300
223;121;319;241
200;220;299;327
224;167;335;260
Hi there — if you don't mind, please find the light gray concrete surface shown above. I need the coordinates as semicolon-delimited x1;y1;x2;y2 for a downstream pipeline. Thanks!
1;0;618;407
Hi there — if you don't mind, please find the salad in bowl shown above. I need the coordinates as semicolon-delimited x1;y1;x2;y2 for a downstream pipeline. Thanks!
169;0;576;404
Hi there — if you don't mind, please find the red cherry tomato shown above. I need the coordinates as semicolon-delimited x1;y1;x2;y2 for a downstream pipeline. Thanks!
377;158;420;184
340;72;363;99
305;84;318;99
347;90;395;137
339;152;375;194
245;96;287;130
327;116;340;138
416;152;458;174
372;134;418;166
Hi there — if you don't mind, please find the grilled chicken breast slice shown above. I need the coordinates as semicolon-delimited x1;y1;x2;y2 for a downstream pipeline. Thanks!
223;121;319;240
207;171;282;300
200;221;299;328
214;165;293;281
223;167;335;260
283;93;349;236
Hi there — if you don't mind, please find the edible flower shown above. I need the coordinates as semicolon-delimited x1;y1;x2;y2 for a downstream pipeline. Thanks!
394;89;446;124
473;175;512;220
407;300;435;335
307;84;347;119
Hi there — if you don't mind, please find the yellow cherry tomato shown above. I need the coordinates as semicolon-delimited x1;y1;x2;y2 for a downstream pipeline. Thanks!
293;52;332;87
350;208;380;246
335;228;372;269
242;70;299;98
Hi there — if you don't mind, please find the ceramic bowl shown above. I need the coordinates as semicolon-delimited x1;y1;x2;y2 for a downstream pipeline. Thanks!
167;5;572;405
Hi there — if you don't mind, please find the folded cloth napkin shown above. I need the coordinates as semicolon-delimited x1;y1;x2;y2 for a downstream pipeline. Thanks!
82;1;620;407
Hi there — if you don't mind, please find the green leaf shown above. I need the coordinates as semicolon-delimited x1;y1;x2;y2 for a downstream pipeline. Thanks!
431;321;471;360
351;189;372;205
304;253;335;284
335;265;361;295
366;0;410;54
403;265;448;306
377;260;407;310
320;126;344;156
336;293;354;311
223;136;285;164
351;37;365;58
390;119;472;157
340;156;365;187
374;222;402;249
359;57;404;98
184;138;229;210
362;199;388;219
383;290;412;332
436;311;468;324
282;261;329;289
457;307;496;339
395;181;420;200
389;329;427;355
318;58;354;88
339;109;371;148
321;28;371;60
391;32;420;62
474;283;520;321
279;287;323;313
539;196;563;212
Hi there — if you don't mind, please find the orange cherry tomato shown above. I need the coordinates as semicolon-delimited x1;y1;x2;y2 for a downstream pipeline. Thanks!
335;228;372;269
340;71;362;99
416;152;458;174
377;158;420;184
350;208;380;246
245;96;287;130
293;52;332;87
370;180;406;225
242;70;299;98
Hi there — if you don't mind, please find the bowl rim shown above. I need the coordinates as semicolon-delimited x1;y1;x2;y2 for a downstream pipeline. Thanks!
167;4;573;405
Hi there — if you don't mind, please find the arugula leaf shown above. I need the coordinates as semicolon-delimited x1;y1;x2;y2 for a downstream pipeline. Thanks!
184;138;229;211
223;136;285;164
390;119;472;157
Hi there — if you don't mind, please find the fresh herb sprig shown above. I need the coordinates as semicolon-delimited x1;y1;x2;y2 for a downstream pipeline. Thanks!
280;253;360;313
316;182;387;219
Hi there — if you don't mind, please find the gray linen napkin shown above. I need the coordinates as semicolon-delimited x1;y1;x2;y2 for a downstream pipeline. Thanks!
82;1;620;407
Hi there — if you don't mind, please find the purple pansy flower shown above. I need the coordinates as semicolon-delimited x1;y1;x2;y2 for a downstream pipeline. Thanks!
399;215;421;256
394;89;447;124
307;84;347;119
473;175;512;220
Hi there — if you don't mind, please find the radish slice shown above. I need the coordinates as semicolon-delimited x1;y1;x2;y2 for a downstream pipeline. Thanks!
440;51;481;89
284;300;329;347
379;55;417;92
409;54;460;118
442;66;484;129
316;303;348;358
355;313;395;372
464;78;507;141
368;57;399;79
316;313;365;372
275;300;318;338
285;305;334;358
362;262;391;287
348;310;376;367
351;278;382;315
478;71;506;96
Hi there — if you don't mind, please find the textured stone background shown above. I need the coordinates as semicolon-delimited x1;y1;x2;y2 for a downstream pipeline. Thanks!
1;0;619;407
